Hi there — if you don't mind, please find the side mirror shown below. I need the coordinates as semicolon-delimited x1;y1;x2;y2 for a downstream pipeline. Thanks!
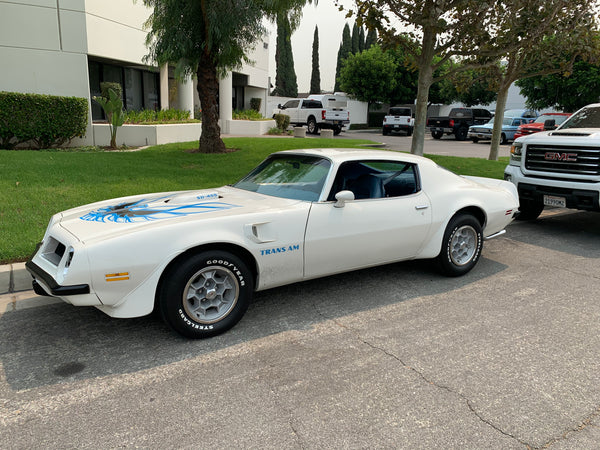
334;190;355;208
277;104;283;109
544;119;556;130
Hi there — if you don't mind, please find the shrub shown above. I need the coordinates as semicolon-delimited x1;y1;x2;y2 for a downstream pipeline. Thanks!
250;97;262;112
123;108;192;124
233;109;263;120
0;91;88;149
94;85;125;149
274;113;290;130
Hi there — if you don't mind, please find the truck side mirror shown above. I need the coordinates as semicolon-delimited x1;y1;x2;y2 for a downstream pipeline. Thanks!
544;119;556;130
277;104;283;109
334;190;355;208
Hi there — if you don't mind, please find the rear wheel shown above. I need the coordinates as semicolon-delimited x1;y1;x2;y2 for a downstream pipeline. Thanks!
307;118;318;135
431;130;443;139
406;128;413;137
158;251;253;338
333;125;342;135
517;199;544;221
382;128;389;136
455;127;468;141
436;214;483;277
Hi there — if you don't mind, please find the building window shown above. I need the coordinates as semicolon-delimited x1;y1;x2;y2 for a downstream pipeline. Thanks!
88;58;160;121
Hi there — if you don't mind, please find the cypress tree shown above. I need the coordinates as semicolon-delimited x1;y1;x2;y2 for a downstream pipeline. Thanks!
334;43;343;92
272;13;298;97
335;24;352;92
351;23;360;54
365;28;377;50
359;26;365;53
310;25;321;94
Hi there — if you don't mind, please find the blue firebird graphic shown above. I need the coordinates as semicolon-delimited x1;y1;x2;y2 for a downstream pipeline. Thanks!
80;195;240;223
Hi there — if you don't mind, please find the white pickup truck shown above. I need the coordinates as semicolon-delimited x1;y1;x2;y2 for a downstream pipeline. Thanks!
382;107;414;136
272;95;350;135
504;103;600;220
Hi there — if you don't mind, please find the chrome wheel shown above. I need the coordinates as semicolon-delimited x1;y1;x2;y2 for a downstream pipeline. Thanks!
449;225;478;266
183;266;239;324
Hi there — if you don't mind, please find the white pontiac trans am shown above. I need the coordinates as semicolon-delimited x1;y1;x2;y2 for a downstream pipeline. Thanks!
27;149;519;338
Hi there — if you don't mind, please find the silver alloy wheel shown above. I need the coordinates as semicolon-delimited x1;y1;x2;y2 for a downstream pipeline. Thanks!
449;225;478;266
183;266;239;324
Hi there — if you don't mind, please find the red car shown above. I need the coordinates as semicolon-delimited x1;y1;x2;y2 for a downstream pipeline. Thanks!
513;112;571;140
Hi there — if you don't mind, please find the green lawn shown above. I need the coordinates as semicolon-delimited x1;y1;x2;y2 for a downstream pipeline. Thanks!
0;137;508;263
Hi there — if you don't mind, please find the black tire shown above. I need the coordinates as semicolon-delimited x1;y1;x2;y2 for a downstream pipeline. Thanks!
307;117;318;135
431;130;443;140
158;251;253;338
471;137;479;143
455;127;468;141
436;214;483;277
382;128;389;136
516;199;544;221
333;125;342;135
500;133;507;145
406;128;413;137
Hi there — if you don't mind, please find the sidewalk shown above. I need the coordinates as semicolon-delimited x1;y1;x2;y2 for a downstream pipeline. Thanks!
0;262;60;313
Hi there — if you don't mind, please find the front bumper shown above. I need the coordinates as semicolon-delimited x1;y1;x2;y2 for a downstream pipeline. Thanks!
468;131;492;140
25;260;90;296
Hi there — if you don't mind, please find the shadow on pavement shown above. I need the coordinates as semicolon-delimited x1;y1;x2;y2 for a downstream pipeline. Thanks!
0;257;507;391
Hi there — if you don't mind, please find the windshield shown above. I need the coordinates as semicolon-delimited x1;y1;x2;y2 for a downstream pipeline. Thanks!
559;106;600;129
233;154;331;201
534;114;569;125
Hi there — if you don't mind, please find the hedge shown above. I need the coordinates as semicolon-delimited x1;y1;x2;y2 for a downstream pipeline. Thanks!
0;91;88;149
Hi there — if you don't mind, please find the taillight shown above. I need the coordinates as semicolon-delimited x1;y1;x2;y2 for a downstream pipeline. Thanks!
383;117;387;123
449;119;454;128
322;110;326;120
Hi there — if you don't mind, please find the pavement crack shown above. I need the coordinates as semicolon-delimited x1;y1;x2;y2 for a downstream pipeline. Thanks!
313;302;530;447
537;405;600;449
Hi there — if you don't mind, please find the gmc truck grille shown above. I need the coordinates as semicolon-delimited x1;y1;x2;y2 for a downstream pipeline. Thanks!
525;145;600;175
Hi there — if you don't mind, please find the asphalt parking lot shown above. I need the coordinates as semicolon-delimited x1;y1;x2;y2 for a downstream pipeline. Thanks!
2;136;600;448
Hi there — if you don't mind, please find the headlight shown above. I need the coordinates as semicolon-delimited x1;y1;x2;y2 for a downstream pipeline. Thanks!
509;142;522;166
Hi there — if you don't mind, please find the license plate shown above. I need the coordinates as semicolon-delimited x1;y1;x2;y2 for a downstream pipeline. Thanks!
394;125;399;128
543;195;566;208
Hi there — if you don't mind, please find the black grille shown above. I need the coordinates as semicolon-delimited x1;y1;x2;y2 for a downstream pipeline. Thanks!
525;145;600;175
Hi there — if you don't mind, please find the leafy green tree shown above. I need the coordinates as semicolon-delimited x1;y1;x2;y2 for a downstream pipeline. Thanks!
144;0;287;153
352;0;600;157
272;13;298;97
310;26;321;94
437;67;498;107
339;45;397;107
516;60;600;112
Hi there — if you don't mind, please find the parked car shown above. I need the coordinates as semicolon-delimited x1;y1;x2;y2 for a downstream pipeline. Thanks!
382;107;414;136
513;112;571;140
272;95;350;135
468;110;538;144
427;108;493;140
27;149;519;339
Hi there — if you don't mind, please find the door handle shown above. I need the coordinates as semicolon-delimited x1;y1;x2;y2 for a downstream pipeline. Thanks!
415;205;429;210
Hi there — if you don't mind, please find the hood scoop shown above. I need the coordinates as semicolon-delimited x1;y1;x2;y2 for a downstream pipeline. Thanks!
549;131;592;137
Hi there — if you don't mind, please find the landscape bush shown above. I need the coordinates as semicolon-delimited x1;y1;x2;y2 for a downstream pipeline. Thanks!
0;91;88;149
273;113;290;130
123;108;192;124
250;97;262;112
232;109;264;120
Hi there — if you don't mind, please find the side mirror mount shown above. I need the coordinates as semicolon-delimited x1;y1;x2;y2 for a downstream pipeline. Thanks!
334;190;355;208
544;119;556;130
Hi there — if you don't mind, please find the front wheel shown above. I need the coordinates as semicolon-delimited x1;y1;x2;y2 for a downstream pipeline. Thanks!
500;133;508;145
157;251;254;338
471;137;479;143
436;214;483;277
431;130;443;139
307;118;318;135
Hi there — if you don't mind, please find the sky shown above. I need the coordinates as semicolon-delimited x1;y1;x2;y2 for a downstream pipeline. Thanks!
264;1;356;94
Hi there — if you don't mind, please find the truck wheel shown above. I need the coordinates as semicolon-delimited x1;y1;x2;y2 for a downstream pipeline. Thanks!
517;199;544;221
455;127;468;141
471;137;479;143
431;130;443;140
333;125;342;135
436;214;483;277
382;128;389;136
307;118;318;135
406;128;413;137
500;133;508;145
157;251;254;338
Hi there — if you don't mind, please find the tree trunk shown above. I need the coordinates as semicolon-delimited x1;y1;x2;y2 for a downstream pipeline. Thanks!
487;80;510;161
411;30;435;156
196;56;226;154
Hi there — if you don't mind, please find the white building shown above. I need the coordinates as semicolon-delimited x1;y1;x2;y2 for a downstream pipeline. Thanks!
0;0;271;145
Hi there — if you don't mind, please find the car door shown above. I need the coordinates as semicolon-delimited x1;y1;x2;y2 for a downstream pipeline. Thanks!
303;160;432;279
